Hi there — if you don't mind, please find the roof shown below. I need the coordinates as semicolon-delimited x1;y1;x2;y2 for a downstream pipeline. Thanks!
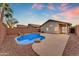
17;25;27;27
40;19;72;27
28;24;40;28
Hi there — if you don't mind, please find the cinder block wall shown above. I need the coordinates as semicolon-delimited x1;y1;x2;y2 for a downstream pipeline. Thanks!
75;25;79;37
7;27;39;36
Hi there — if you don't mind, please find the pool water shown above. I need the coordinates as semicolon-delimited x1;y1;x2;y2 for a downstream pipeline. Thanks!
15;33;45;45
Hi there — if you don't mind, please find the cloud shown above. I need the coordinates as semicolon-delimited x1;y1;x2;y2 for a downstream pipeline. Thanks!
61;7;79;20
32;3;55;10
60;3;68;7
32;3;44;10
48;4;55;10
51;6;79;24
59;3;70;11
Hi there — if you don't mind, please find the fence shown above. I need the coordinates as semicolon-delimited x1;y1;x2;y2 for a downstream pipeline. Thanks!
6;27;40;36
75;25;79;37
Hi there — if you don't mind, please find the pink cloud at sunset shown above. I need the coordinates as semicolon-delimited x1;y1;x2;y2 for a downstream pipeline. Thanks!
59;3;70;11
54;7;79;19
60;3;68;7
32;3;44;10
32;3;55;10
51;6;79;25
47;4;55;10
61;7;79;20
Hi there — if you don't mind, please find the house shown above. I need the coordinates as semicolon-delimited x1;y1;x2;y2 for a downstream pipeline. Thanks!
40;19;72;34
17;25;27;28
28;24;40;32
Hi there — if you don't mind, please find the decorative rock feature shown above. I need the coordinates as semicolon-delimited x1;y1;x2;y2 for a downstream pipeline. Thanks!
34;39;41;43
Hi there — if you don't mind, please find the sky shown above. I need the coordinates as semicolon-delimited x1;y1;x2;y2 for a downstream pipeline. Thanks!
10;3;79;25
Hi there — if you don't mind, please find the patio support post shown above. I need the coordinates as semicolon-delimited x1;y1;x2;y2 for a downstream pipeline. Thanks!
66;24;68;34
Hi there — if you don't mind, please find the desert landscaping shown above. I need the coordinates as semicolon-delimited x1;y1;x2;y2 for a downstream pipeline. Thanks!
0;3;79;56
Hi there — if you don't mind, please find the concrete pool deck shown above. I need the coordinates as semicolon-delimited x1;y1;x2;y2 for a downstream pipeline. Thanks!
32;33;70;56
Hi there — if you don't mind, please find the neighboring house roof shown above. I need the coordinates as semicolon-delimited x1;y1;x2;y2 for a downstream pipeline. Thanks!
17;25;27;28
28;24;40;28
40;19;72;27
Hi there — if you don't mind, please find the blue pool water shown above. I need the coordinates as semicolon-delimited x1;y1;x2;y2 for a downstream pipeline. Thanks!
15;33;45;45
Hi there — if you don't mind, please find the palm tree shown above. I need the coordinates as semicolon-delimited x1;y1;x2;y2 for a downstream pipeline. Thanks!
6;18;18;28
0;3;18;28
0;3;13;44
0;3;13;23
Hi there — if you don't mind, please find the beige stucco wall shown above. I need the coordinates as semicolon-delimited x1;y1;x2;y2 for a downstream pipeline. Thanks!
41;21;70;34
41;21;60;34
59;24;70;34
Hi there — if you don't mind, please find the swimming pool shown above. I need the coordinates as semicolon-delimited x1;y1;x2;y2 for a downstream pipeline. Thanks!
15;33;45;45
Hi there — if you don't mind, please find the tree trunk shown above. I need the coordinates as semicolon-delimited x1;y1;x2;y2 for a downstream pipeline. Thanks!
0;4;6;45
0;7;4;23
0;23;6;45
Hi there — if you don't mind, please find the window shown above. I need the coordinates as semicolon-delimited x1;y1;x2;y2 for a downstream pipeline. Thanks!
49;25;53;27
46;27;49;31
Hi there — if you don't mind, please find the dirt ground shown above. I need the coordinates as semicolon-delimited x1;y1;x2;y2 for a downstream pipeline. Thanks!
63;34;79;56
0;33;78;56
0;35;38;56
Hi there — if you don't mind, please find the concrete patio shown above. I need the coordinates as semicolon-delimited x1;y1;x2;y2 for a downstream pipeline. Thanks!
32;33;70;56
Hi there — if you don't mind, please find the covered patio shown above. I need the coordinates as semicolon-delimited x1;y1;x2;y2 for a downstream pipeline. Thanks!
58;22;71;34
